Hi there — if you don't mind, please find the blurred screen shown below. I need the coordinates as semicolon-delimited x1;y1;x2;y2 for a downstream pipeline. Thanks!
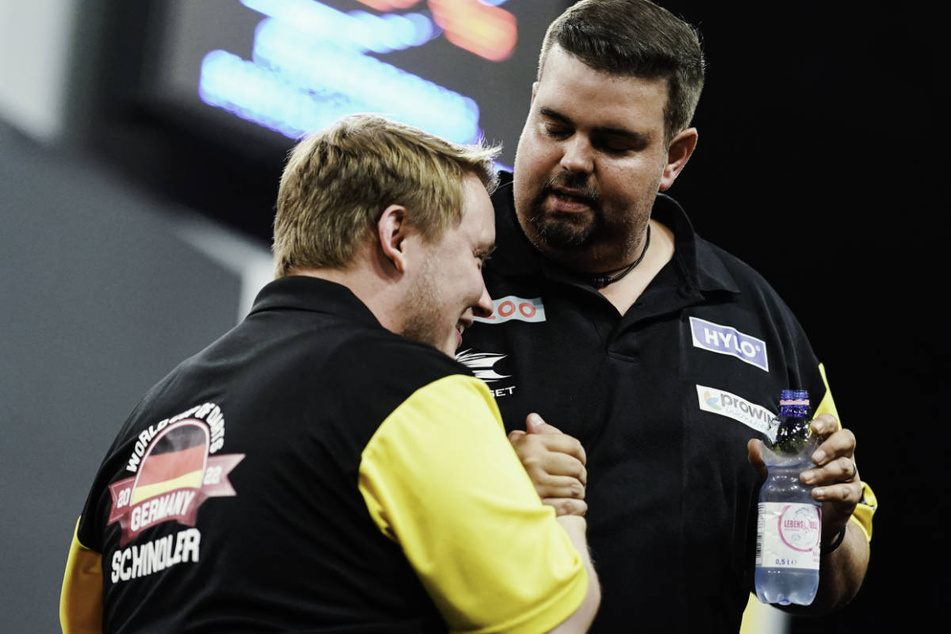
144;0;573;167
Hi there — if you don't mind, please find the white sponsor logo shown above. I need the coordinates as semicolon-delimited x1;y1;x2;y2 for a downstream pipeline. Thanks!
456;350;511;383
696;385;777;441
456;349;517;397
474;295;545;324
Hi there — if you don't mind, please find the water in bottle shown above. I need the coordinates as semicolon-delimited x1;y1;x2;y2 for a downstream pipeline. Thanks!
755;389;821;605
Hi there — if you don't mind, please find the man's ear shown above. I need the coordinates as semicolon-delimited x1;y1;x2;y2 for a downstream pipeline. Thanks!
660;128;698;191
378;204;410;273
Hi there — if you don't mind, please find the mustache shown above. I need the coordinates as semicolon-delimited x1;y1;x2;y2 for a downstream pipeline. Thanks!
538;172;601;209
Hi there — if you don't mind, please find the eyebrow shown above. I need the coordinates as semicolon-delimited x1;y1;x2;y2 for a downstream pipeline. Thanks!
538;106;651;146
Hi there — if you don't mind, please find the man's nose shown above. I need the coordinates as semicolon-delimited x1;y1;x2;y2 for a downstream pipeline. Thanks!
559;135;594;173
473;284;493;319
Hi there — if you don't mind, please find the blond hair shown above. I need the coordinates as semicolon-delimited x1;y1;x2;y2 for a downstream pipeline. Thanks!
273;114;499;277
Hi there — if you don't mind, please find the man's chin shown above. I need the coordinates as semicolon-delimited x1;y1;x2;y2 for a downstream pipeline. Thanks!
528;208;593;245
533;222;593;250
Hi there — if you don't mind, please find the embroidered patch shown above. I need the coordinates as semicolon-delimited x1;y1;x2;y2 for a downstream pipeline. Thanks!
456;350;511;383
474;295;546;324
456;349;518;398
696;385;777;442
689;316;769;371
109;403;244;548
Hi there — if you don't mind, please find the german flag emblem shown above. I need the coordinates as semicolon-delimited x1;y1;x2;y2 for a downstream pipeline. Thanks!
131;422;208;506
108;416;243;546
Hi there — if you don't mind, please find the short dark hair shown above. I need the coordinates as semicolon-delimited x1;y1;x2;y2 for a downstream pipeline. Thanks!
539;0;706;142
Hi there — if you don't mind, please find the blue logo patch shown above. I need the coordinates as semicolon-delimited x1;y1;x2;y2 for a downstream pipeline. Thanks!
689;317;769;372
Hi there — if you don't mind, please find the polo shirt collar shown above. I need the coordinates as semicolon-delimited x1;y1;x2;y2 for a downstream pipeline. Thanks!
652;193;739;297
249;275;382;327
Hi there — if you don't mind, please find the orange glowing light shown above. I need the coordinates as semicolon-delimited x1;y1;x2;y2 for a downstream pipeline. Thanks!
429;0;517;61
353;0;423;10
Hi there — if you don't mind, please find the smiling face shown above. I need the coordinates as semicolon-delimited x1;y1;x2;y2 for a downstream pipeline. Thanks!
513;45;684;272
398;174;495;357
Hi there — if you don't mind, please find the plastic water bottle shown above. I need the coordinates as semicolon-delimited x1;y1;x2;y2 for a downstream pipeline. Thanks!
755;389;821;605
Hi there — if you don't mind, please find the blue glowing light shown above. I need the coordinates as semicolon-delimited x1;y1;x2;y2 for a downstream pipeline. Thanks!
201;0;480;144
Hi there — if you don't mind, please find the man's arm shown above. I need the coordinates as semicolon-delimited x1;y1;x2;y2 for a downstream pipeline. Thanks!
550;515;601;633
509;413;599;631
798;414;871;613
359;376;599;633
808;517;869;612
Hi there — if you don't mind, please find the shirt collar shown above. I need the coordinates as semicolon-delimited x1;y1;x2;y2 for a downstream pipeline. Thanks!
248;275;383;327
489;170;739;297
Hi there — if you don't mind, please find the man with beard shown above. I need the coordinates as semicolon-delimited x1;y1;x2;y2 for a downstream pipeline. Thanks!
60;114;600;634
459;1;876;631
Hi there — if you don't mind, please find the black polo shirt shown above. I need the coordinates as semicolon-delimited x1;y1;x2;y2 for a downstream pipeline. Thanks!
62;275;587;633
459;172;868;632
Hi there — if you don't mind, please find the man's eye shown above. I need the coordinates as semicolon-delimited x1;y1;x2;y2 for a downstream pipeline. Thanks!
600;142;634;155
543;123;571;138
594;133;647;155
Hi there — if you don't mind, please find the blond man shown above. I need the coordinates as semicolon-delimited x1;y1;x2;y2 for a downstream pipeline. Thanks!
61;114;599;634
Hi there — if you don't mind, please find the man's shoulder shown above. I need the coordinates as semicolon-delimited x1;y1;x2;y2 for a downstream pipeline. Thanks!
656;196;783;300
696;235;787;300
338;330;468;381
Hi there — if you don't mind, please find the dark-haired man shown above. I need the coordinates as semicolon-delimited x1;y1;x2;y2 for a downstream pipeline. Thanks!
461;1;875;631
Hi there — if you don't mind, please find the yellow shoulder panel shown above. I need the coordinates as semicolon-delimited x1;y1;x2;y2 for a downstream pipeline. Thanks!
60;517;103;634
359;374;588;633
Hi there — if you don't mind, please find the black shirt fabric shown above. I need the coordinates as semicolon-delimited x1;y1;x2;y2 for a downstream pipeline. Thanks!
459;171;854;632
63;275;588;633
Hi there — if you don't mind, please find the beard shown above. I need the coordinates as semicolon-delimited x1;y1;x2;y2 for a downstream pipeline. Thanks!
525;171;605;250
397;255;449;355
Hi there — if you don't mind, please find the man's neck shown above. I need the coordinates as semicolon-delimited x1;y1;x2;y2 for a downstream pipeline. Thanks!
593;219;675;315
289;259;403;333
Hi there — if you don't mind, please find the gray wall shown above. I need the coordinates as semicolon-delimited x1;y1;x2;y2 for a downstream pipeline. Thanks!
1;3;273;628
0;121;269;633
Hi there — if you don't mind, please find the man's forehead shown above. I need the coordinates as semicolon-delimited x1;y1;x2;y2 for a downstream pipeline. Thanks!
461;175;495;226
534;58;667;131
537;45;669;100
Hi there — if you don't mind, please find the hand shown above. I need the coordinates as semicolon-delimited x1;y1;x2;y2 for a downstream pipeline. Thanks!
748;413;863;546
801;414;863;542
509;413;587;516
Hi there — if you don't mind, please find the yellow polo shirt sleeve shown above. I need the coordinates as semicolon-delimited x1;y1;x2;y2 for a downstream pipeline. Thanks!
61;518;103;634
359;374;588;634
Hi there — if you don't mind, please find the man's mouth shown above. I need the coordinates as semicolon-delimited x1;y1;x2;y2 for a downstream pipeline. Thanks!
548;187;595;213
456;316;473;337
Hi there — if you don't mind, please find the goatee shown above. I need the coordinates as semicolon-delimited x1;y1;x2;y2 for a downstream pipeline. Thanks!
528;172;603;249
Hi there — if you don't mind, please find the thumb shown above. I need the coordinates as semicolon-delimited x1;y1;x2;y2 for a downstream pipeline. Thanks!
508;429;527;442
526;412;561;435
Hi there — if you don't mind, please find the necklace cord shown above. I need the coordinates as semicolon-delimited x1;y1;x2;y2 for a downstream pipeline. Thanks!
587;225;652;289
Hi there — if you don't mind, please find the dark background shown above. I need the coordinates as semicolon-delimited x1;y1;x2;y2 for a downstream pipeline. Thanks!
3;1;945;631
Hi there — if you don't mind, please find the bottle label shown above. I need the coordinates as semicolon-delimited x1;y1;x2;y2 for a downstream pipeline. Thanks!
756;502;821;570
